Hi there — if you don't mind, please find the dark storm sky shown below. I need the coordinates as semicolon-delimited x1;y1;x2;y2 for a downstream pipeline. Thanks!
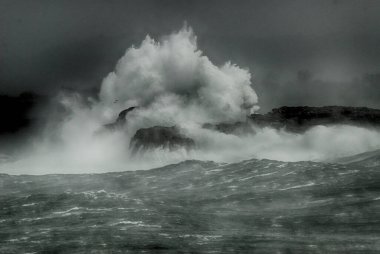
1;0;380;111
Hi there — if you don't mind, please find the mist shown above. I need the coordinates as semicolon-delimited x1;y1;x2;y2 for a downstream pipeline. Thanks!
1;26;380;175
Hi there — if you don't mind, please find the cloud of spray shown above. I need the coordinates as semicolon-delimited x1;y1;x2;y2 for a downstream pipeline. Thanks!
1;26;380;174
98;26;258;128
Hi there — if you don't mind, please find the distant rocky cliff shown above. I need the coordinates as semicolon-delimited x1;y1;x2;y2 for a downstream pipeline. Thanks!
249;106;380;133
205;106;380;134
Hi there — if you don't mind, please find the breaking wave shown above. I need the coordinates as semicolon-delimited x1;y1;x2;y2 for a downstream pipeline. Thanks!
1;25;380;174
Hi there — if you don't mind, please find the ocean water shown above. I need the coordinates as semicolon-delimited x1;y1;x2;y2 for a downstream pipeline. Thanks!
0;157;379;253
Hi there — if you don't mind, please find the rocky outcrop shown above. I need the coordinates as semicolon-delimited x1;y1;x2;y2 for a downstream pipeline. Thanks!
249;106;380;133
204;106;380;134
104;108;195;152
130;126;195;153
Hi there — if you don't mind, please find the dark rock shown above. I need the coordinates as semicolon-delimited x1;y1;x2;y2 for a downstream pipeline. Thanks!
249;106;380;133
0;92;38;134
204;106;380;135
104;106;137;130
130;126;195;152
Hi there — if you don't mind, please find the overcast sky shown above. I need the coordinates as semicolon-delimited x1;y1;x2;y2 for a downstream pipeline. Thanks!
1;0;380;111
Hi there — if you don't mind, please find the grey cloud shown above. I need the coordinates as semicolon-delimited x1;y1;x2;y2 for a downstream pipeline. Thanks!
0;0;380;110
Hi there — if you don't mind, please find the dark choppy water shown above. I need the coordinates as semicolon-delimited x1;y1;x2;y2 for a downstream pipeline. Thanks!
0;157;380;253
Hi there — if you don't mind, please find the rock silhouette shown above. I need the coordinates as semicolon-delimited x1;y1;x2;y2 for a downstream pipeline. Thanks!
205;106;380;134
250;106;380;132
130;126;195;152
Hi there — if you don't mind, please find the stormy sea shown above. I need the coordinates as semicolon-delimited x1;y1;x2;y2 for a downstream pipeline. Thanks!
1;26;380;253
1;151;380;253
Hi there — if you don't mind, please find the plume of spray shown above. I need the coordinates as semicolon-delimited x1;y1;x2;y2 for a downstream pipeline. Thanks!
99;25;258;128
1;25;380;174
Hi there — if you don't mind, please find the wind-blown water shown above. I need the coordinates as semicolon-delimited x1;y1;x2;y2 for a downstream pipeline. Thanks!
1;153;380;253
